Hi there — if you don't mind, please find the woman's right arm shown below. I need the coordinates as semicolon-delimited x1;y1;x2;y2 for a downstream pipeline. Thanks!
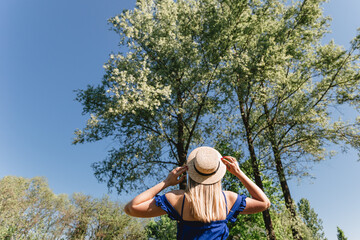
124;166;187;217
221;156;271;214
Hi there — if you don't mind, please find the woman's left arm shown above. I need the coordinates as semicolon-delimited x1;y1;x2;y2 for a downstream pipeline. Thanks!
124;165;187;218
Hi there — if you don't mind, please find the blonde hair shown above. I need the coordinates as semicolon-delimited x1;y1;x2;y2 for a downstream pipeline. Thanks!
185;177;226;223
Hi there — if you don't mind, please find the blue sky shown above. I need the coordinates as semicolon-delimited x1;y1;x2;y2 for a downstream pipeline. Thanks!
1;0;359;239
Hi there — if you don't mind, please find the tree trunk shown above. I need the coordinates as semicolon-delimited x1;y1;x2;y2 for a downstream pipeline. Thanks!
239;100;277;240
263;104;302;240
177;90;187;190
178;143;187;190
273;144;302;240
248;139;277;240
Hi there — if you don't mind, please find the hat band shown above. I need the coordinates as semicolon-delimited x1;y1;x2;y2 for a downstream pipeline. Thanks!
194;162;220;176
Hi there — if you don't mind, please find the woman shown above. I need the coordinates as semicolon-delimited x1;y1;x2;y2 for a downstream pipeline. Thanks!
124;146;271;239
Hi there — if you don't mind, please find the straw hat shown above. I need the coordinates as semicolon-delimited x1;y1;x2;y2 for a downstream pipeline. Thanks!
187;146;226;184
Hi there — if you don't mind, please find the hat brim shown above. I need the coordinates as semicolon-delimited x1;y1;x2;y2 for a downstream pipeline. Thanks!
186;146;226;184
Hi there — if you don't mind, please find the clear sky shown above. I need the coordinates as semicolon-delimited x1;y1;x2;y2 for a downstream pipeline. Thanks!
0;0;359;239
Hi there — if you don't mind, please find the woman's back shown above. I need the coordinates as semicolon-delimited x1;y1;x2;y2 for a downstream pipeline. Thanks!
165;190;239;222
155;190;247;240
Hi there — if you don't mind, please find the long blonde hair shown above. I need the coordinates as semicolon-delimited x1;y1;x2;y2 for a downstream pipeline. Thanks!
185;177;226;223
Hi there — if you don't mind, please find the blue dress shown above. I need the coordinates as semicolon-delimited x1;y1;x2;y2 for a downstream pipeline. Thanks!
154;192;247;240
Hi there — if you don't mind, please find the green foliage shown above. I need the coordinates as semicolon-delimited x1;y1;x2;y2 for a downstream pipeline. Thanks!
297;198;326;240
0;176;145;239
146;215;177;240
219;0;360;182
337;226;348;240
271;206;314;240
74;0;359;238
0;176;73;239
219;1;359;238
228;212;267;240
74;0;234;193
75;0;360;194
67;193;146;240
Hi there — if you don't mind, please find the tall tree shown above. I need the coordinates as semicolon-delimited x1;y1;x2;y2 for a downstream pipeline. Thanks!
74;0;233;192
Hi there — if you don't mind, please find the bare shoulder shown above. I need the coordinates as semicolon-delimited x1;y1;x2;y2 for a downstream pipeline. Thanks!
165;189;185;205
223;190;239;206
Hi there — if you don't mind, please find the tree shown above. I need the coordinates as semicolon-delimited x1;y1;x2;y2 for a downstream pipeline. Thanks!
0;176;145;239
219;0;360;239
336;226;348;240
0;176;73;239
67;193;146;240
146;215;177;240
74;0;359;239
297;198;326;240
74;0;234;192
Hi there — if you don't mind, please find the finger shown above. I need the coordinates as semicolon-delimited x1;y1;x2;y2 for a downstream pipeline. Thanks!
222;156;231;161
177;167;187;175
177;175;186;183
221;158;230;169
222;157;232;164
224;156;236;162
221;158;228;164
176;165;187;171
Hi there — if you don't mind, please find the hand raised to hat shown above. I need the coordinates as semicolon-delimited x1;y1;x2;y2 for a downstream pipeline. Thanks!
221;156;271;213
124;165;188;218
164;166;188;187
221;156;242;176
